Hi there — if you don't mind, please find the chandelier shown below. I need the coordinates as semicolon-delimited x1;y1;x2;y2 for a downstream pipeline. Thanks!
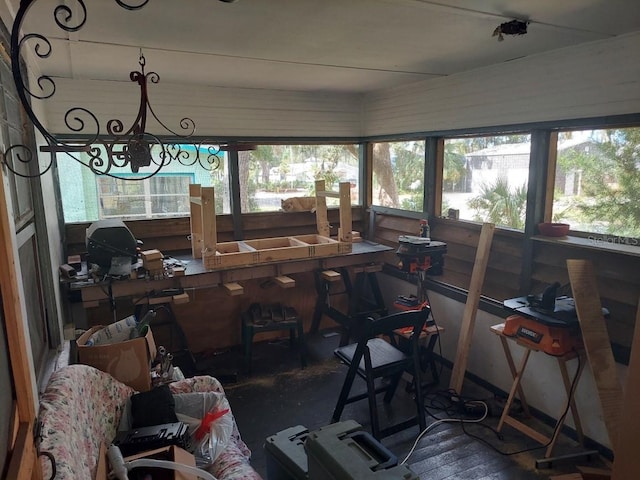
2;0;240;180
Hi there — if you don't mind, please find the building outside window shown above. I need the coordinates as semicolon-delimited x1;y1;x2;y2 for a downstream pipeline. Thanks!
237;144;360;213
552;127;640;243
371;141;425;212
442;134;531;229
57;144;230;222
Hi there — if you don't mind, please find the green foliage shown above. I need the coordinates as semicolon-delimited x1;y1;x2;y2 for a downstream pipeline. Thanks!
468;177;527;229
555;128;640;237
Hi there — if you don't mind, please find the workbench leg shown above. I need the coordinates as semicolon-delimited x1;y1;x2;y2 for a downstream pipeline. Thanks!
498;336;531;417
310;271;330;334
545;355;587;458
498;348;531;433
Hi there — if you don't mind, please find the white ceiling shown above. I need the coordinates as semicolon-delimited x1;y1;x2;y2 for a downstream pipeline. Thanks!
12;0;640;94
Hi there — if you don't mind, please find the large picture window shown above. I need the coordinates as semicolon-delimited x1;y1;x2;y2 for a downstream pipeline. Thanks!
552;127;640;241
371;141;425;212
57;144;230;222
442;134;531;229
237;144;360;213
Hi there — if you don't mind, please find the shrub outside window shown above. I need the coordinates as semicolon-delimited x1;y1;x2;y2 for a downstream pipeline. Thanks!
442;135;531;229
237;144;359;213
552;127;640;242
371;141;425;212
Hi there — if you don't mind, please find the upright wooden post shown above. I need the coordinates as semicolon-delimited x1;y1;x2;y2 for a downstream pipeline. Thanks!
189;184;203;258
0;168;41;478
315;180;330;238
201;186;217;259
612;299;640;479
449;222;495;394
338;181;352;242
567;259;623;454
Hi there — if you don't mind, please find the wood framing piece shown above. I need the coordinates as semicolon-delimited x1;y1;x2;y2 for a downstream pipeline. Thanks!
189;184;203;258
315;179;330;237
0;165;41;478
172;292;190;304
449;222;495;394
567;259;623;454
201;186;217;259
611;299;640;480
321;270;342;282
223;282;244;296
274;276;296;288
315;179;352;241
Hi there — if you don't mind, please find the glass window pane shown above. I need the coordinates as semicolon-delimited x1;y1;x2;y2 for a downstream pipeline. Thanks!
57;143;230;222
442;134;531;229
371;141;424;212
238;144;360;213
552;127;640;239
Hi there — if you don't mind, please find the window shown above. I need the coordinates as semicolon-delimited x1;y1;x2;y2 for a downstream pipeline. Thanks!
442;134;531;229
97;175;191;219
238;144;360;213
57;144;231;222
371;141;424;212
552;127;640;242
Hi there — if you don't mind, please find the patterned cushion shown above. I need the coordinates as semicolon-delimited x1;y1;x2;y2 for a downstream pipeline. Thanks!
38;367;263;480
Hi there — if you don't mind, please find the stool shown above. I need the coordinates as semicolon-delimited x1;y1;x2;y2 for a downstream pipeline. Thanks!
241;303;307;375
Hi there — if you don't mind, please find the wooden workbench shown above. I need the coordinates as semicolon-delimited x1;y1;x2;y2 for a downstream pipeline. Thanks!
68;241;392;354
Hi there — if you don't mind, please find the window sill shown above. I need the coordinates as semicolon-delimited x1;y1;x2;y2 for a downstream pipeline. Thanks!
532;235;640;257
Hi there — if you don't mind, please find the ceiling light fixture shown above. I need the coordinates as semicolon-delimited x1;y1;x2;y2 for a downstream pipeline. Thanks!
1;0;247;180
492;19;529;42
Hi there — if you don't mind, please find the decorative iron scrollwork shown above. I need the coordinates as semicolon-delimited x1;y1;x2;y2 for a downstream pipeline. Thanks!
3;0;223;180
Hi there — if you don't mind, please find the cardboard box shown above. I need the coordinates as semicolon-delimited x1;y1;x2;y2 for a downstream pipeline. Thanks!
77;325;157;392
96;444;197;480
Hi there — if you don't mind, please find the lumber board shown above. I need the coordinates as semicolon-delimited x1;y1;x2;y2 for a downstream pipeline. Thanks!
338;181;353;242
222;282;244;296
274;276;296;288
611;299;640;480
567;259;623;453
201;186;217;257
315;180;330;237
189;184;203;258
449;222;496;394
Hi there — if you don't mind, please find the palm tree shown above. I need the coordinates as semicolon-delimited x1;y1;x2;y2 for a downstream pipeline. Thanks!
468;177;527;229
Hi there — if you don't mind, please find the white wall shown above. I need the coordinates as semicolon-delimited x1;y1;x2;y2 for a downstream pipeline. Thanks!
381;275;626;450
45;79;364;138
363;32;640;136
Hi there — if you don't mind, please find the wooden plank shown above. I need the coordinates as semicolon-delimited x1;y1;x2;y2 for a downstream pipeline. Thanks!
172;292;190;304
611;300;640;480
567;259;623;454
274;276;296;288
222;282;244;296
449;222;496;394
321;270;342;282
0;168;38;449
315;180;330;237
5;421;38;480
201;186;217;258
338;181;353;242
189;184;203;258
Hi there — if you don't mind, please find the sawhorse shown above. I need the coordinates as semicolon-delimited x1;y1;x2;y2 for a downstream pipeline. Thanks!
310;263;387;346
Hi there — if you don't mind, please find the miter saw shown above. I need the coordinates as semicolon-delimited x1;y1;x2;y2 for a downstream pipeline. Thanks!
503;282;585;356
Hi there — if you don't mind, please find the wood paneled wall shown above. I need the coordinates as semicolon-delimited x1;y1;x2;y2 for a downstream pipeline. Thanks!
370;211;639;357
363;32;640;136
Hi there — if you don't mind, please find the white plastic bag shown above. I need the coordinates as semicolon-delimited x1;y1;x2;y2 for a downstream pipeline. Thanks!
173;392;233;467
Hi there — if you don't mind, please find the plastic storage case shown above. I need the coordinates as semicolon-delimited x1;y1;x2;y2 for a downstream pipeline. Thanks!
264;421;418;480
264;424;309;480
